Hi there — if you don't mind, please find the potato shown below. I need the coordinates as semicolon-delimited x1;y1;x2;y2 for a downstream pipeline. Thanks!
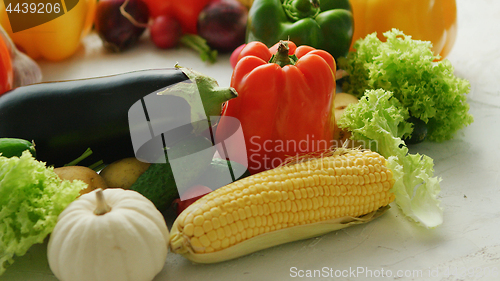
333;92;359;142
54;166;108;195
332;93;366;149
99;157;151;189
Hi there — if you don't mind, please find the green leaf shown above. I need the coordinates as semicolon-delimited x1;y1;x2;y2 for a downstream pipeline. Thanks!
339;28;473;141
0;151;85;275
339;89;443;228
180;34;218;64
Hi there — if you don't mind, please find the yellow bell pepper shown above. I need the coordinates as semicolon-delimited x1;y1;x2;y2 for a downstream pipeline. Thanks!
0;0;96;61
349;0;457;59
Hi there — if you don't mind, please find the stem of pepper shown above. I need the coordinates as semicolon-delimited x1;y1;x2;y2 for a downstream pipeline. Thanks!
310;0;320;9
269;41;296;67
283;0;321;20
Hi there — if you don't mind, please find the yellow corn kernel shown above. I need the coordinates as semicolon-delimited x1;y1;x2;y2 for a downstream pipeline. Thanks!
170;149;396;264
212;217;221;229
203;220;213;233
193;226;204;237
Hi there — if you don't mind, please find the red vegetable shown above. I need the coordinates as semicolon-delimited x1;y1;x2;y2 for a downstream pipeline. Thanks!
148;15;218;63
142;0;211;34
94;0;150;52
174;185;213;215
216;41;336;174
149;15;183;49
0;35;13;96
230;43;246;68
197;0;248;53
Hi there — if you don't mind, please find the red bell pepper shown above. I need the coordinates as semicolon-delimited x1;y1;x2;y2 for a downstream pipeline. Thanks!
141;0;210;34
0;34;13;96
216;40;336;174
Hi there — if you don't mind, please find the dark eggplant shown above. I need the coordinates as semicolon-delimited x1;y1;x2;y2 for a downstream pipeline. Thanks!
0;68;237;167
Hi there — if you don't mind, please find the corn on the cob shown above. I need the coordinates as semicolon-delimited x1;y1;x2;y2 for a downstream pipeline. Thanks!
169;149;395;263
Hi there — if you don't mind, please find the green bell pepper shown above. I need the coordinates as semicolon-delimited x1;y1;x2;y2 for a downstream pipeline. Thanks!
246;0;353;61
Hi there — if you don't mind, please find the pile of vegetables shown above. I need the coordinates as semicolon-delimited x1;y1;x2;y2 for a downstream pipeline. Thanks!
0;0;478;278
94;0;249;63
0;66;239;274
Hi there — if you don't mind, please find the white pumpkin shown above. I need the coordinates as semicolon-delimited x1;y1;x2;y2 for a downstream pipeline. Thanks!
47;188;170;281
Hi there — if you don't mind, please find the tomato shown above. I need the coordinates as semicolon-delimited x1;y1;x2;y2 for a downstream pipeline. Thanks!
173;185;213;216
141;0;211;34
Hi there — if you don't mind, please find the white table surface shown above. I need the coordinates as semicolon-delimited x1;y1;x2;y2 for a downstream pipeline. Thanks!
2;0;500;280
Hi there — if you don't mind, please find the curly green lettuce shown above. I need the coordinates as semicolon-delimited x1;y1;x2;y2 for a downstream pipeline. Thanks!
339;89;443;228
0;151;85;275
338;28;473;142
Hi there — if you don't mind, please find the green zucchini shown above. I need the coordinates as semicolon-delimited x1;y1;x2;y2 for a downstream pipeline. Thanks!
0;138;36;158
0;67;237;167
